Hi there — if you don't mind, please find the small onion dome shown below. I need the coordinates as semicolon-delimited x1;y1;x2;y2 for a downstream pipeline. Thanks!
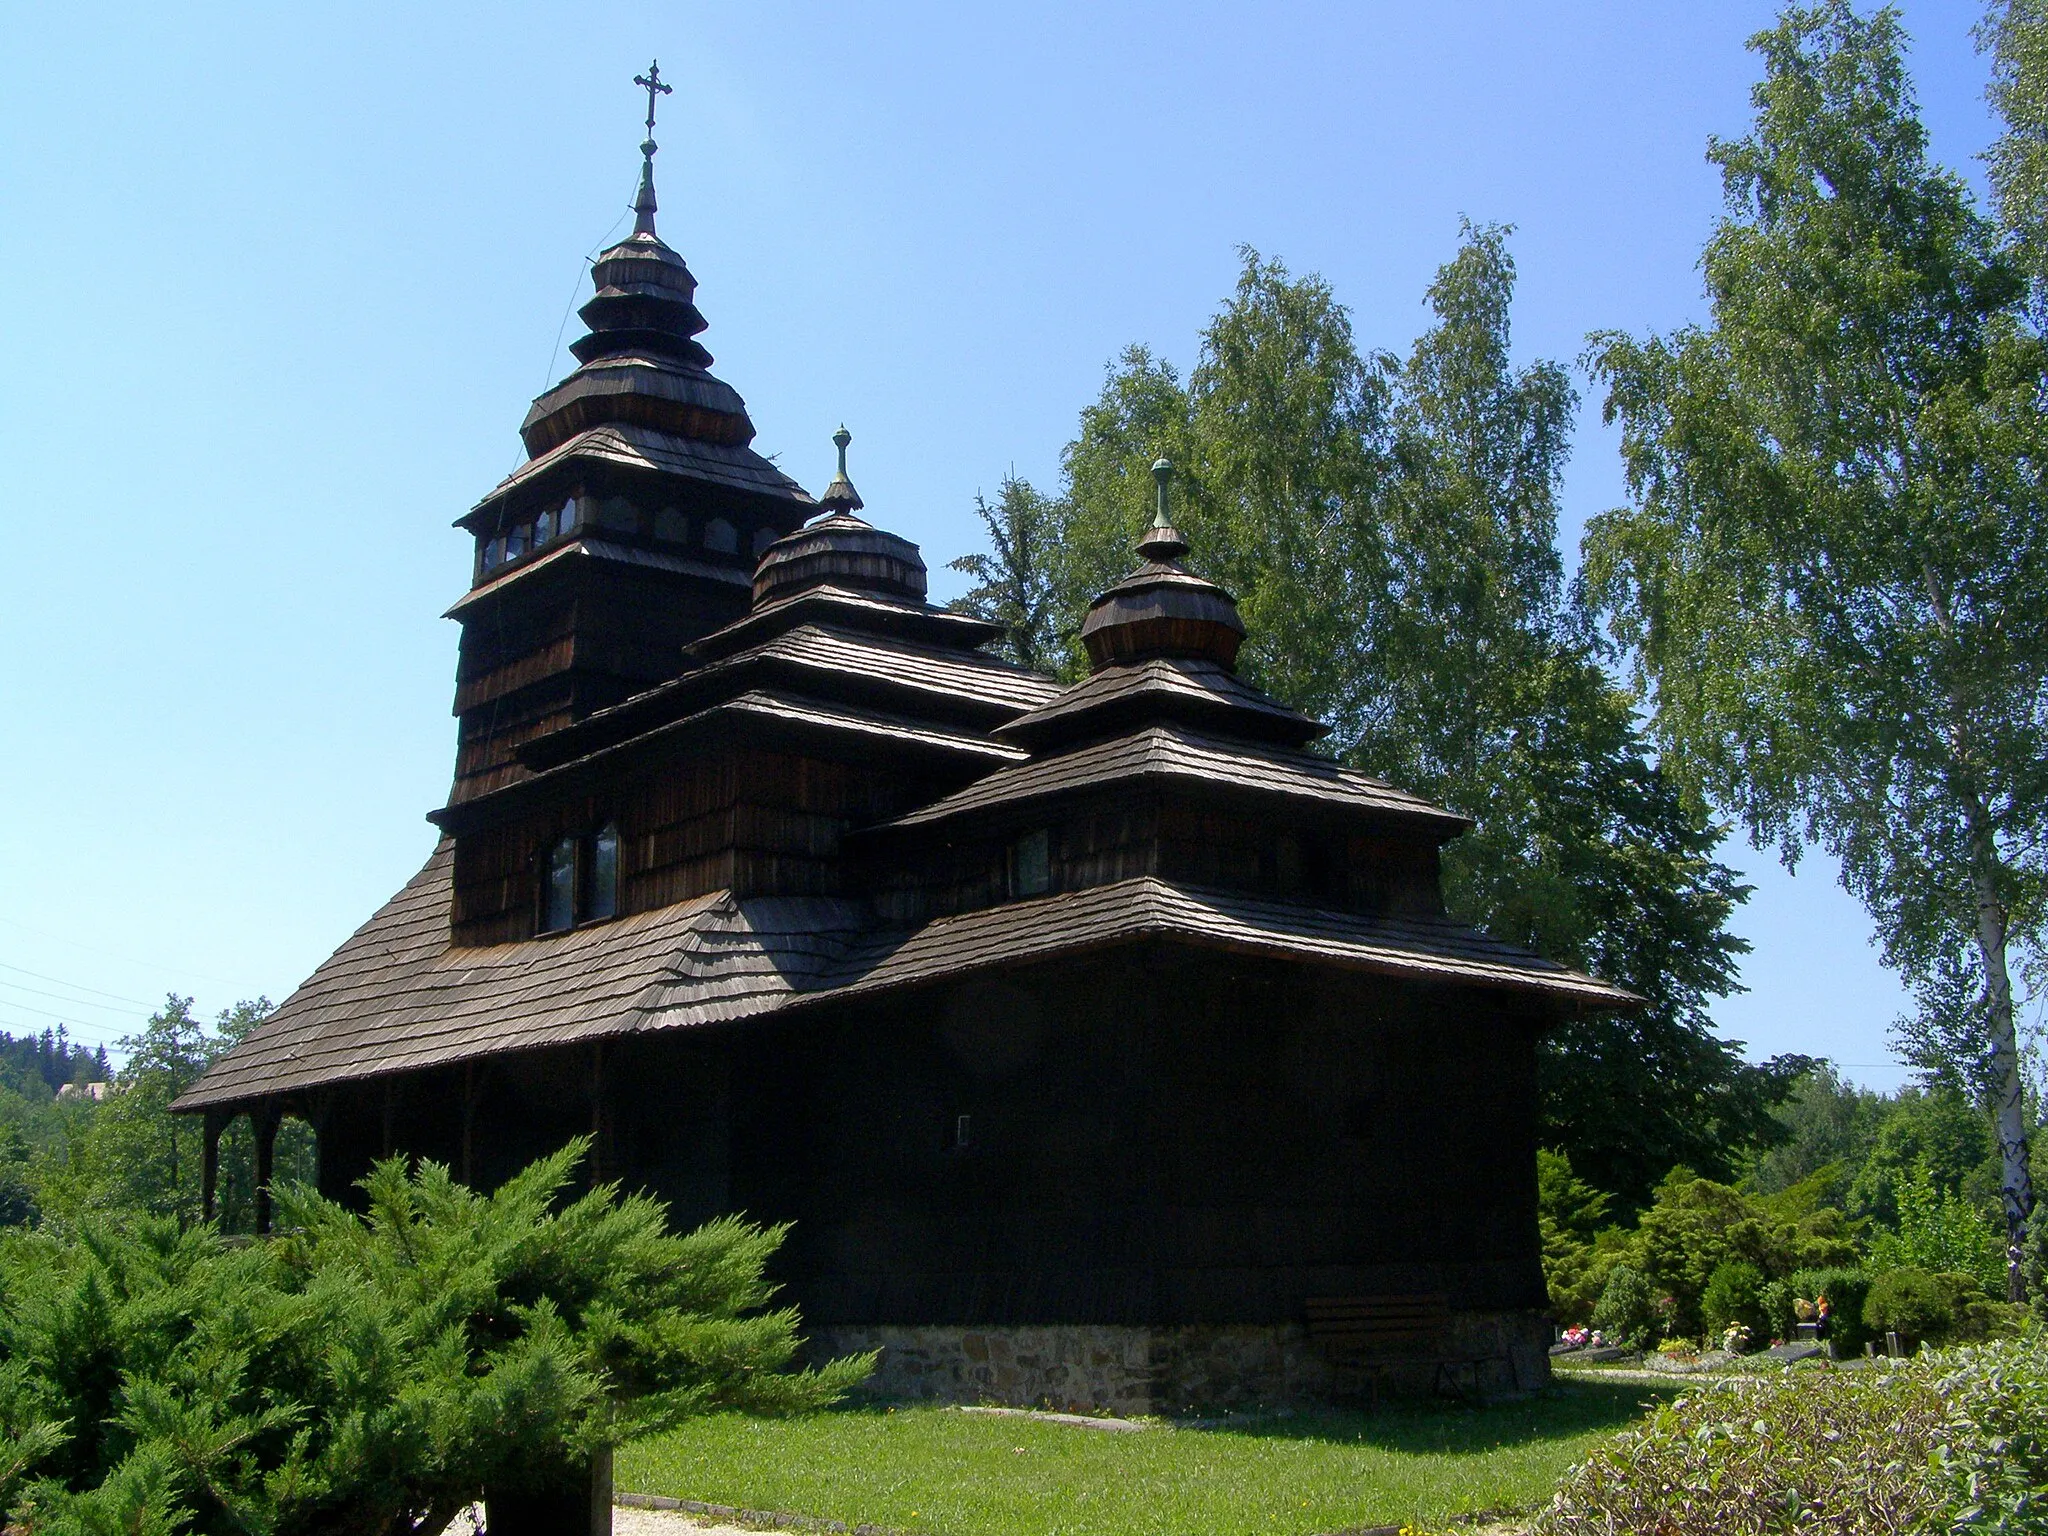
1079;459;1245;671
752;428;927;607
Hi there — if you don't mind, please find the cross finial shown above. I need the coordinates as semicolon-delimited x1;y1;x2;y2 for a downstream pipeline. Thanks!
635;60;673;144
630;60;674;237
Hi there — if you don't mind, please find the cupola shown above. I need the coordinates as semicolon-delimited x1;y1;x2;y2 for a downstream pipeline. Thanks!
752;428;929;607
1078;459;1246;670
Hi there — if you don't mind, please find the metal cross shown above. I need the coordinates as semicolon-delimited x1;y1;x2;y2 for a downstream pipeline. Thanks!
634;61;673;139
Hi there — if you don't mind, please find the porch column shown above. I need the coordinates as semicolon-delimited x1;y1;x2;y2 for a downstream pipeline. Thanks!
201;1110;225;1223
253;1104;281;1235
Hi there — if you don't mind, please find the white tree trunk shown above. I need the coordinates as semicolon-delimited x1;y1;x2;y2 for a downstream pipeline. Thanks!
1971;845;2034;1303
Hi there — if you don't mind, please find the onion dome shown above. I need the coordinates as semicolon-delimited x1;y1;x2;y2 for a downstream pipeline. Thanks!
517;106;756;459
1078;459;1246;671
753;428;928;606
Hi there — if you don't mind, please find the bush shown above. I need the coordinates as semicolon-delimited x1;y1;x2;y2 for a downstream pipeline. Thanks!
1758;1277;1798;1342
1538;1334;2048;1535
1865;1267;1955;1347
1590;1263;1660;1346
1788;1265;1874;1354
0;1141;871;1532
1700;1260;1768;1347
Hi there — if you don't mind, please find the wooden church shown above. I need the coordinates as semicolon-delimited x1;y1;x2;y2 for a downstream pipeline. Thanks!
179;89;1633;1413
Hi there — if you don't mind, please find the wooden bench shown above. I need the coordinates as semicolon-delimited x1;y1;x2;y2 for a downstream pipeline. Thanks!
1305;1294;1497;1404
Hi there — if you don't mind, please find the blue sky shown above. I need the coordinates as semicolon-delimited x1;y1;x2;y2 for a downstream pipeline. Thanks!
0;1;2006;1083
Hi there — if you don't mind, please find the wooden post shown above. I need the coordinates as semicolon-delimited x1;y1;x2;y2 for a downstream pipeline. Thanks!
381;1078;396;1158
590;1043;607;1185
254;1105;280;1236
461;1061;478;1187
201;1111;224;1223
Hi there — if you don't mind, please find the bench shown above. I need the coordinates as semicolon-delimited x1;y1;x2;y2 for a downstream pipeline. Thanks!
1304;1294;1499;1403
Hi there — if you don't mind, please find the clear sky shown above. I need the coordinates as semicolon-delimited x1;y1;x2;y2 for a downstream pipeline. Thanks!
0;0;2004;1084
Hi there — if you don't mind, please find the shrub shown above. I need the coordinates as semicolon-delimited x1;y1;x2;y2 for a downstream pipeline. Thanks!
1539;1334;2048;1535
1700;1260;1768;1347
1758;1277;1798;1342
1865;1267;1955;1347
1789;1265;1874;1354
1590;1263;1659;1346
0;1141;871;1532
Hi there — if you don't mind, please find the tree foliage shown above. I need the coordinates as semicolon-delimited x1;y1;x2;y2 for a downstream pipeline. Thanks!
34;997;310;1233
947;477;1065;672
0;1142;867;1535
1585;0;2048;1294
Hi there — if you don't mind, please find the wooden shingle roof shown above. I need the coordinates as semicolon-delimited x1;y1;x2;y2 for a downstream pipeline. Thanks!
177;844;1633;1114
875;723;1466;836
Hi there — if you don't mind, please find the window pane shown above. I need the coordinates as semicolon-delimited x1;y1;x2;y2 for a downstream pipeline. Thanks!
535;508;555;544
484;537;504;568
506;524;529;559
544;839;577;932
589;824;620;921
1012;829;1051;897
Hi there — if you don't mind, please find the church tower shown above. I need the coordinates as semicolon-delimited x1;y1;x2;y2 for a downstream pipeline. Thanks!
446;63;814;802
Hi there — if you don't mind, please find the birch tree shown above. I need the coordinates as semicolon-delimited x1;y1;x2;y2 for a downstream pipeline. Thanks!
1586;1;2048;1297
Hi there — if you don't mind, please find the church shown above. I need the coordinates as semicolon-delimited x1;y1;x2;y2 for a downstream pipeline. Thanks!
178;78;1634;1413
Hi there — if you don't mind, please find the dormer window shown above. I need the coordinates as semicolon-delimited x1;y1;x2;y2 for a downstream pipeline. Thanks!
1009;829;1051;898
538;823;623;935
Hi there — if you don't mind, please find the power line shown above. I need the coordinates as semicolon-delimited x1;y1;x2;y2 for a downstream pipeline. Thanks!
0;960;153;1008
0;977;149;1017
0;914;240;987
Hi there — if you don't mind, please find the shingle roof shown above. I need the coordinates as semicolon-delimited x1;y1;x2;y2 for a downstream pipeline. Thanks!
996;657;1326;750
876;724;1464;835
461;422;812;526
176;847;1633;1113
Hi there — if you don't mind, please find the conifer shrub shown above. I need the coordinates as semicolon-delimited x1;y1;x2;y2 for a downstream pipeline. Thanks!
0;1140;870;1534
1700;1260;1768;1347
1589;1263;1660;1346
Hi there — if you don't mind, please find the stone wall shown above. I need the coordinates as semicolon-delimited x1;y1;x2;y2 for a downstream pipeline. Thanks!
809;1312;1550;1415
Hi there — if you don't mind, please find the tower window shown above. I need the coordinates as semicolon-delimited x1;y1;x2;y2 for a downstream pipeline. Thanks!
600;496;637;532
543;838;577;933
1009;829;1051;898
588;823;620;921
506;523;529;560
703;518;737;555
538;823;623;935
534;508;555;545
752;526;777;559
483;536;505;569
558;495;580;532
654;507;688;544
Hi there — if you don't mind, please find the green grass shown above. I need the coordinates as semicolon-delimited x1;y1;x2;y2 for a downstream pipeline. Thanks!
617;1384;1674;1536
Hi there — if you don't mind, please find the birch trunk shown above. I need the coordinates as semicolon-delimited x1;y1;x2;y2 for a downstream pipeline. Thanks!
1970;825;2034;1302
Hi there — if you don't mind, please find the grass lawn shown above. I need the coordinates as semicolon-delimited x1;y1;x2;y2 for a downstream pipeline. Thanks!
617;1382;1674;1536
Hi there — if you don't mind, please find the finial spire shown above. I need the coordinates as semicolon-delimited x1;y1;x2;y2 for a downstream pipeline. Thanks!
1136;456;1189;564
631;60;674;238
820;424;864;514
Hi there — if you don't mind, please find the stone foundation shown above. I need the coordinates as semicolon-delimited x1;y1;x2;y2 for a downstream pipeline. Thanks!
810;1313;1550;1415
